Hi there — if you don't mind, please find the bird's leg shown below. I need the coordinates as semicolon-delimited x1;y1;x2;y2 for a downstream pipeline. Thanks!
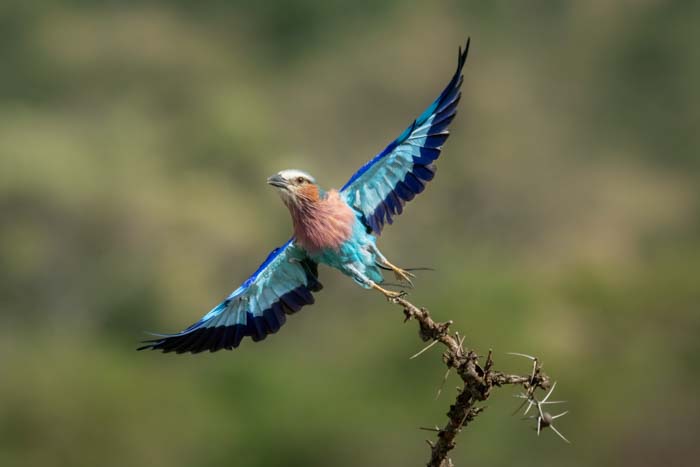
370;282;406;300
347;262;407;300
370;245;415;286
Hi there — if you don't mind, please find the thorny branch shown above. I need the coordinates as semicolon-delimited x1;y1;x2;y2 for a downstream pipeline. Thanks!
390;295;568;467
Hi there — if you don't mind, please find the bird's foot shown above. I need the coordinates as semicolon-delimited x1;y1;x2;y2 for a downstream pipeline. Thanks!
392;267;415;287
380;259;415;287
371;282;407;301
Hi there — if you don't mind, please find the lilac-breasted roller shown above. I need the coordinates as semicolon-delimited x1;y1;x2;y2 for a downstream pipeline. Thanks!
139;39;470;353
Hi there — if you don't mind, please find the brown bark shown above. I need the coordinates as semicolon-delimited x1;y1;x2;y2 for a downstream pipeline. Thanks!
391;296;553;467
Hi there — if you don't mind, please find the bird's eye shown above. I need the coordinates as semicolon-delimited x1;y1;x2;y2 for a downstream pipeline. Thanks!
296;177;305;184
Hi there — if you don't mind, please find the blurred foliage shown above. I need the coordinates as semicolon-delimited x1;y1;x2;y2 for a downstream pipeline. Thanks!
1;1;699;466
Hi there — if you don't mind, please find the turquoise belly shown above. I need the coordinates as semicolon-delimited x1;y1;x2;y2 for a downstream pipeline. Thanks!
307;218;384;287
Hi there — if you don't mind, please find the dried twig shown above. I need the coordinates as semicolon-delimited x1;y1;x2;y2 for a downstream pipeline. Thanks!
389;295;566;467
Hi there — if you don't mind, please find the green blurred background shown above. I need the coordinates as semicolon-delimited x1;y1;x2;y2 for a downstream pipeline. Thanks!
1;1;698;466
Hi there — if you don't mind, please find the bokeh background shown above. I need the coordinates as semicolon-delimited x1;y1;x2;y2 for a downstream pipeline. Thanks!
1;1;698;466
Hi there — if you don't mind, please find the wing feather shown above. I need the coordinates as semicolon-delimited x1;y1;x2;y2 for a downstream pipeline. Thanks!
340;39;470;234
138;238;321;353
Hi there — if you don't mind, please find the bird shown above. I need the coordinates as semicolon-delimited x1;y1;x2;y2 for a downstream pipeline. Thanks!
138;39;470;354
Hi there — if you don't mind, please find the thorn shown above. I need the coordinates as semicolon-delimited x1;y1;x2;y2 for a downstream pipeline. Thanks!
485;349;494;371
456;333;466;352
507;352;536;360
552;410;569;420
541;381;558;404
513;393;537;415
550;425;571;444
419;426;441;432
537;402;546;420
455;410;471;431
506;351;540;382
435;368;452;400
512;394;531;416
530;367;539;386
409;339;439;360
523;399;536;416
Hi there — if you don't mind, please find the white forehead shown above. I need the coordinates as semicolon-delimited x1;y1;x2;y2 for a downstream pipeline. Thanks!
278;169;316;183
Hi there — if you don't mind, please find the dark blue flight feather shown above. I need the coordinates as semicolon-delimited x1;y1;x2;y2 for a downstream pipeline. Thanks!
341;38;470;234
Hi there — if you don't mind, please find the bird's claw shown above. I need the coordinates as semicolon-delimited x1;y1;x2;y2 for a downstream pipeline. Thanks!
393;268;415;287
370;282;407;300
385;290;407;300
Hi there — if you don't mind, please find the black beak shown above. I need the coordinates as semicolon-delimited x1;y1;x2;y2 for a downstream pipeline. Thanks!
267;174;288;189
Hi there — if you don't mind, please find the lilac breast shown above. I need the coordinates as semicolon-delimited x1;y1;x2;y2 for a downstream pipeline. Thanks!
292;190;356;253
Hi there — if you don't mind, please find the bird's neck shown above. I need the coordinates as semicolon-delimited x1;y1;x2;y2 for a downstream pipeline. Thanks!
288;188;355;253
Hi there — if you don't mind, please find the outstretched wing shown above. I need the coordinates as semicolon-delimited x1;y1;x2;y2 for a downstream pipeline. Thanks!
138;238;322;354
340;39;470;235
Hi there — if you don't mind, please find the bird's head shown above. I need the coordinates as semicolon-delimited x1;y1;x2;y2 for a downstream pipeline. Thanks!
267;169;320;207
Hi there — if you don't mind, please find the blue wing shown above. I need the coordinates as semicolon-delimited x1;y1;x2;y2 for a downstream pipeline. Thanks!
340;39;470;235
138;238;322;353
